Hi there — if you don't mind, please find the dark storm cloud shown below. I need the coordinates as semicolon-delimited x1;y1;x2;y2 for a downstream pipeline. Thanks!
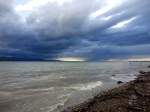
0;0;150;60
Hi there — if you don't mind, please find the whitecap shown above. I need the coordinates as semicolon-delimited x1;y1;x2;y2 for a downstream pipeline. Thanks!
58;93;72;99
59;76;66;79
111;74;136;82
41;99;67;112
22;87;55;93
70;81;103;91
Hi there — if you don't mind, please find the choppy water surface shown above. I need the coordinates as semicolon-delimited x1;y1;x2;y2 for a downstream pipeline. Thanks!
0;61;149;112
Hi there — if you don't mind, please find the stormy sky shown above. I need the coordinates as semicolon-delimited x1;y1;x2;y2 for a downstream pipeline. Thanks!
0;0;150;61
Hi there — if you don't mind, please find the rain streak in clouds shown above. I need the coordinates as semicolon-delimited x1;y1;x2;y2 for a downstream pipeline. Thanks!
0;0;150;60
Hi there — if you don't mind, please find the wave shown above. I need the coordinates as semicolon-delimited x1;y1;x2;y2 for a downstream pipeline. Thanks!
110;74;136;82
22;87;55;92
70;81;103;91
41;99;68;112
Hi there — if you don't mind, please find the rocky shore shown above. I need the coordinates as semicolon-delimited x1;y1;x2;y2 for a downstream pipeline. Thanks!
63;71;150;112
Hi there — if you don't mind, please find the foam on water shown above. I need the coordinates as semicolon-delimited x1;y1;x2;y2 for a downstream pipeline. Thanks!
110;74;137;82
26;87;55;92
70;81;103;91
41;99;68;112
58;93;72;99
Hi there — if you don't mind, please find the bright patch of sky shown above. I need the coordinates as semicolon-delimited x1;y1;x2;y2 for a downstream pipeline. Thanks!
15;0;72;22
15;0;72;12
56;57;85;61
89;0;126;19
111;17;136;29
15;0;26;5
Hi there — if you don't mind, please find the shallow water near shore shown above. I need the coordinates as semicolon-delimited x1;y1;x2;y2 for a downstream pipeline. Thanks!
0;61;149;112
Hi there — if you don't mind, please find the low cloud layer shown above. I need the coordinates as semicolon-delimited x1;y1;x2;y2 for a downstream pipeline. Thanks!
0;0;150;60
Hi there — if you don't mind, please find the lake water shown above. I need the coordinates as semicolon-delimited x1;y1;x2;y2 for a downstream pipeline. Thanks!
0;61;149;112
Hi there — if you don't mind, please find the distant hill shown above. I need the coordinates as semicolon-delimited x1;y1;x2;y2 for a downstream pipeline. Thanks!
0;57;46;61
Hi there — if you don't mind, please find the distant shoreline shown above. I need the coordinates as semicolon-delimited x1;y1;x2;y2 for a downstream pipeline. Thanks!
62;70;150;112
0;60;150;62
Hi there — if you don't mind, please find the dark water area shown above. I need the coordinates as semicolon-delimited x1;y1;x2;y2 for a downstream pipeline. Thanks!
0;61;149;112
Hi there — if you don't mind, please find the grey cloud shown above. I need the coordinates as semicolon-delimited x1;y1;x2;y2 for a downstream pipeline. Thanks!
26;0;103;37
0;0;150;60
